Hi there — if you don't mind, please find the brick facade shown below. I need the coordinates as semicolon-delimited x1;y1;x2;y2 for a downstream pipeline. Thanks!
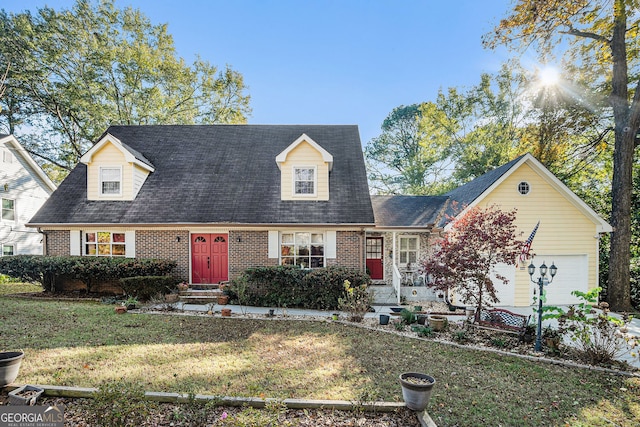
330;230;365;270
228;230;278;279
42;228;367;291
135;230;190;280
44;230;71;256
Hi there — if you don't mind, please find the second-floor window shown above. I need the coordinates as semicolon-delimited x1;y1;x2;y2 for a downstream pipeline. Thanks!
1;199;15;221
100;167;122;196
293;167;315;195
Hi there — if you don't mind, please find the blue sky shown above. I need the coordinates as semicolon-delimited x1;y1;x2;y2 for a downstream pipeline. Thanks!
4;0;514;145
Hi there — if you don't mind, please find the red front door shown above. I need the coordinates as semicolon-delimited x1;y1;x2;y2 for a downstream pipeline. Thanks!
191;234;229;284
366;237;384;280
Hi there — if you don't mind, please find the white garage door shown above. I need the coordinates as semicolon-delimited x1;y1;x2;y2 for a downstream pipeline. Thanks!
492;263;516;307
532;255;588;305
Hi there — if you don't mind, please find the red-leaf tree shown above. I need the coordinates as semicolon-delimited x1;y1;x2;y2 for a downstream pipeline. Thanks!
422;205;524;313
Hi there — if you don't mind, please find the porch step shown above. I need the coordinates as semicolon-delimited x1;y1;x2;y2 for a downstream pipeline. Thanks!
179;284;226;303
370;284;440;304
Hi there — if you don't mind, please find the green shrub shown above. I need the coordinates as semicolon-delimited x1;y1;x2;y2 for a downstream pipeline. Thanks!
119;276;181;301
0;255;178;292
338;279;373;322
227;265;371;310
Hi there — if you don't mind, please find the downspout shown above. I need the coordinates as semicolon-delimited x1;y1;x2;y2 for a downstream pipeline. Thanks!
38;228;48;255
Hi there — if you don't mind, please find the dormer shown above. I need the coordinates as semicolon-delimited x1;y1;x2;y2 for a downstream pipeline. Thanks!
80;133;155;201
276;134;333;201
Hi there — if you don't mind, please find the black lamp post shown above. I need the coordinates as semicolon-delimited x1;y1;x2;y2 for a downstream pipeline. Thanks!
528;261;558;352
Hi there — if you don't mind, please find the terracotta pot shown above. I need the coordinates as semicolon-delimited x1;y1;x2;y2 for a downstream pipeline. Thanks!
217;295;229;305
115;306;127;314
221;308;232;317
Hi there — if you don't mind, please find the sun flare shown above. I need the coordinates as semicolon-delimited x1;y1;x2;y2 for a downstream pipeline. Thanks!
539;66;560;87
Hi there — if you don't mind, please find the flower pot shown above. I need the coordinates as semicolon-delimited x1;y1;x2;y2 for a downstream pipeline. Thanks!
399;372;436;411
217;295;229;305
428;315;446;331
268;309;275;317
379;314;390;325
465;307;476;318
0;351;24;387
221;308;232;317
416;314;427;325
115;306;127;314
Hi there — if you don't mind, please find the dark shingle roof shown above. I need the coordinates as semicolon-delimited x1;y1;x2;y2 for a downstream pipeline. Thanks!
437;154;526;227
29;125;374;225
371;195;448;228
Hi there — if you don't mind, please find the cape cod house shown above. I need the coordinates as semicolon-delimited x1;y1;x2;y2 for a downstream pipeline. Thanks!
27;125;610;307
0;134;56;257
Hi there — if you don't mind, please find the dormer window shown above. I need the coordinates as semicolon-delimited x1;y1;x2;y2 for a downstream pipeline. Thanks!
294;167;316;196
100;167;122;196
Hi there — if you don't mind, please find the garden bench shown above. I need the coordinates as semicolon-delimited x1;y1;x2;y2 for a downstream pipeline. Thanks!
469;308;531;340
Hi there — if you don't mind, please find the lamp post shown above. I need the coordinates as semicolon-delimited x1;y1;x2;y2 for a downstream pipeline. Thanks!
528;261;558;352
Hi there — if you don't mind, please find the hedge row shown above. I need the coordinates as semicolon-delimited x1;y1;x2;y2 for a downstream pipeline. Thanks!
0;255;178;293
226;265;371;310
119;276;181;301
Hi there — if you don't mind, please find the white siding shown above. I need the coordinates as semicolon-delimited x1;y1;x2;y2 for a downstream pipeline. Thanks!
0;139;52;255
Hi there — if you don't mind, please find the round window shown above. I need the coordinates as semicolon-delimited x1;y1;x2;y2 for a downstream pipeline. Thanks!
518;181;530;195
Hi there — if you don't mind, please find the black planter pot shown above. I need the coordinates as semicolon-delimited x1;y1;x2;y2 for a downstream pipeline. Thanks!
0;351;25;387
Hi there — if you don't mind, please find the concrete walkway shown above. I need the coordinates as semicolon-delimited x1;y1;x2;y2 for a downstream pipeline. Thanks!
170;301;639;370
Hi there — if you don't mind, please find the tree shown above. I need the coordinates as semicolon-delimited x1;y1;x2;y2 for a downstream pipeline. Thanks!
421;205;523;314
0;0;251;175
365;104;451;195
484;0;639;312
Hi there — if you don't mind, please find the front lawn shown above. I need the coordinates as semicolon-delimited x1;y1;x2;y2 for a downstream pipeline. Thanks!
0;289;638;426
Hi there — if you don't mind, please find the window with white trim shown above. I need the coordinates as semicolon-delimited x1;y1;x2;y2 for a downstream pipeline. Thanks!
280;232;324;268
518;181;530;195
3;150;12;163
293;167;316;195
84;232;126;257
2;244;14;256
1;198;15;221
399;236;418;266
100;167;122;196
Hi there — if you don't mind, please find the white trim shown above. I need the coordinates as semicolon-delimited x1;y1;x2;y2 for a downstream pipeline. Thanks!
80;133;154;172
0;134;57;192
268;230;279;258
2;243;15;256
326;231;337;259
292;165;317;197
124;231;135;258
276;133;333;171
99;166;123;197
70;230;81;255
1;197;15;222
445;154;612;233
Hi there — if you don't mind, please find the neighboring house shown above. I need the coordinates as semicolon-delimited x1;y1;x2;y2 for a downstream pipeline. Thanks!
26;125;610;307
369;153;612;307
0;134;56;256
27;125;375;289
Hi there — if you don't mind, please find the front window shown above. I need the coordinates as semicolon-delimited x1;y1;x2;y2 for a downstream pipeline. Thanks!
399;236;418;267
280;232;324;268
2;244;14;256
293;167;315;195
1;199;15;221
100;167;122;195
84;232;126;257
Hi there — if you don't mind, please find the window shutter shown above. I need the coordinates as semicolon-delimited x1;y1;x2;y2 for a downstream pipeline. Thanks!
326;231;336;259
70;231;81;256
268;231;279;259
125;231;136;258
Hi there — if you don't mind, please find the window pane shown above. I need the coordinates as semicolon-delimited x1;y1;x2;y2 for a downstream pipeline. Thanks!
408;238;417;250
2;199;14;220
281;233;294;244
102;181;120;194
85;233;96;243
112;244;125;256
311;234;323;244
281;245;293;256
282;257;294;265
400;252;407;263
409;252;417;264
400;239;408;250
295;181;314;194
97;232;111;243
85;244;97;255
311;257;323;268
98;244;111;255
112;233;125;243
2;245;14;256
311;245;323;255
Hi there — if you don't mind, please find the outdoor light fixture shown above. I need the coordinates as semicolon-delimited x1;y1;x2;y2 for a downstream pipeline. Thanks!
528;260;558;352
176;236;181;242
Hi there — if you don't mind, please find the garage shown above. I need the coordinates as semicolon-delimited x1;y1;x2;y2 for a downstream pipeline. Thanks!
532;255;589;306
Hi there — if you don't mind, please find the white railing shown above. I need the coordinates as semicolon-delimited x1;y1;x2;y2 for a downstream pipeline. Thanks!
392;264;402;305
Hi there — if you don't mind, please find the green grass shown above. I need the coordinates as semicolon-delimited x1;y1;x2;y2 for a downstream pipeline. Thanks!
1;285;639;426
